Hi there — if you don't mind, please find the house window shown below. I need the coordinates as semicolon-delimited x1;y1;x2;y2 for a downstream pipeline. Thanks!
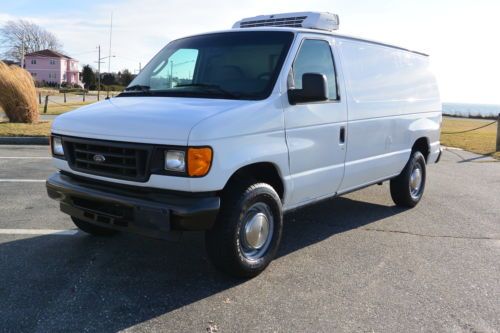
31;59;36;65
50;59;56;65
31;72;37;77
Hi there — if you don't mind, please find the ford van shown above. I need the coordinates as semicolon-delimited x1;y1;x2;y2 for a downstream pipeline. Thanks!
46;12;442;277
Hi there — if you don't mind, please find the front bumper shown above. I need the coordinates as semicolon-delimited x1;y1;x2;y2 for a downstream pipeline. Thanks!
46;172;220;239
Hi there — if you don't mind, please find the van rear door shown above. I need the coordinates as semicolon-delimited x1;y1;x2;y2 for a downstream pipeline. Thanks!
283;35;348;207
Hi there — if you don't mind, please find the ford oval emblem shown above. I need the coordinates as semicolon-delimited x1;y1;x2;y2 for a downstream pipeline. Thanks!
93;154;106;163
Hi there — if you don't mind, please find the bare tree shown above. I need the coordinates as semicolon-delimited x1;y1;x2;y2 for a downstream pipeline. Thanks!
0;20;63;61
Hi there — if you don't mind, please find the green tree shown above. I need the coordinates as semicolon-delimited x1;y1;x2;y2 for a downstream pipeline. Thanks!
102;73;115;86
120;69;133;86
81;65;96;90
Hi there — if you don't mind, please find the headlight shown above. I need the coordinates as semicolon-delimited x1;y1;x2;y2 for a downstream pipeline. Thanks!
164;150;186;172
52;136;65;157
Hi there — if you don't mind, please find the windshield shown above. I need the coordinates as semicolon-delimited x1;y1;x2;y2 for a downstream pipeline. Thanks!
119;31;294;100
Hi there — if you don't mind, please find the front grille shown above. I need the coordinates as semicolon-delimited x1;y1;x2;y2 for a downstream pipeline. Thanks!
240;16;307;28
64;137;151;182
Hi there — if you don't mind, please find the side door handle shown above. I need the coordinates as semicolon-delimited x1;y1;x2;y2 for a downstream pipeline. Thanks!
339;126;346;144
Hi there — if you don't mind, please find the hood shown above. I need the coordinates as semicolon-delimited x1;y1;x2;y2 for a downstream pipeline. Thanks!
52;97;249;145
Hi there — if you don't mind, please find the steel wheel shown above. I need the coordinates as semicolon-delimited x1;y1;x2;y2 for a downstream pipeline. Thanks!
409;163;423;199
239;202;274;260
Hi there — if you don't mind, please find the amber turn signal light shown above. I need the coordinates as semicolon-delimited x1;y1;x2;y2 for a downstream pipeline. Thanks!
187;147;213;177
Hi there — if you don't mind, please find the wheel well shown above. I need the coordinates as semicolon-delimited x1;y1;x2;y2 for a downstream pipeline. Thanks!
412;137;430;162
224;163;285;200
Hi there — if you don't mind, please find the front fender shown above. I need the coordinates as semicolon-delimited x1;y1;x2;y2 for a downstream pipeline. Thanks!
186;94;290;195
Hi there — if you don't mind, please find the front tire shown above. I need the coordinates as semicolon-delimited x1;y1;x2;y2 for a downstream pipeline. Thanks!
390;151;426;208
71;217;118;236
205;182;283;278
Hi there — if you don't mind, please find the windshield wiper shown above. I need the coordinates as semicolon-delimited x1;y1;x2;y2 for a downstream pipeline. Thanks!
124;84;151;92
175;83;239;98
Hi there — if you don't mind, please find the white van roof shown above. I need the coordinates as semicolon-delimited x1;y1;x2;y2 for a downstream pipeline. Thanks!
225;11;428;57
183;26;429;57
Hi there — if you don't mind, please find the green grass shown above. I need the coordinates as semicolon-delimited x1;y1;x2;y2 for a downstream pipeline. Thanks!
441;117;499;159
0;121;51;137
38;101;94;115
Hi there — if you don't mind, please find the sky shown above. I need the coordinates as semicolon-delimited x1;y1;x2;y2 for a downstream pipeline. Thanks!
0;0;499;104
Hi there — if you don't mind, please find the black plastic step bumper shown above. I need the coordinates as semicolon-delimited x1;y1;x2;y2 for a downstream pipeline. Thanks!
46;173;220;239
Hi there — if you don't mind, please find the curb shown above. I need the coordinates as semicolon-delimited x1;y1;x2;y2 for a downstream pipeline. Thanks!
0;137;49;145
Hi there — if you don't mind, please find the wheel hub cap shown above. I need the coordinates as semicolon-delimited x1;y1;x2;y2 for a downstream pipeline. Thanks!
240;202;274;260
410;165;422;197
244;213;269;249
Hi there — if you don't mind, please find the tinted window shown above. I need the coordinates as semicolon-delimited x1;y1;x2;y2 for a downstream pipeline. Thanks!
150;49;198;90
292;39;338;100
122;31;294;100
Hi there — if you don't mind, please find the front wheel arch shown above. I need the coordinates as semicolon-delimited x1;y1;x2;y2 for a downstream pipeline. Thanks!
222;162;285;201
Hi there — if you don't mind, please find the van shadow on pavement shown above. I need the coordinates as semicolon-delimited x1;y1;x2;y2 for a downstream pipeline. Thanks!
0;196;404;332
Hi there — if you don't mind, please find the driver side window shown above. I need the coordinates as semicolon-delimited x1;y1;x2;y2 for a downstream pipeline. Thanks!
292;39;339;100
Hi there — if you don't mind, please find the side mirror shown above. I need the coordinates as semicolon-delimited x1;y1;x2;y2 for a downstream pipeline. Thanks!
288;73;328;105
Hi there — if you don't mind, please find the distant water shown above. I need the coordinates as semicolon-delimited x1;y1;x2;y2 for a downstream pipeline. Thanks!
443;103;500;118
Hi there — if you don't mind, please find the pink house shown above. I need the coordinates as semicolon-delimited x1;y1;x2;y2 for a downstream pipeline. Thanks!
24;49;82;87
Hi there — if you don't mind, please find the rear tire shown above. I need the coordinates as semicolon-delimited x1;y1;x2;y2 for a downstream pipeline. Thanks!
390;151;426;208
205;181;283;278
71;217;118;236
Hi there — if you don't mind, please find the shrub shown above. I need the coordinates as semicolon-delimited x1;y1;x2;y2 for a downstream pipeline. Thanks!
0;61;39;123
58;88;88;94
101;84;125;92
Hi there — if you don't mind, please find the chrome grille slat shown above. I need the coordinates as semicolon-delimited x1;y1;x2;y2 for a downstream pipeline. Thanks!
64;138;150;181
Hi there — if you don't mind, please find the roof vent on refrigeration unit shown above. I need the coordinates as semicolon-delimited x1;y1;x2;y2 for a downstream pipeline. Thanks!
232;12;339;31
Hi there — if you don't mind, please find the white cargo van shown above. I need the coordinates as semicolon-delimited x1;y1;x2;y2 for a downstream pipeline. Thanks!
47;12;442;277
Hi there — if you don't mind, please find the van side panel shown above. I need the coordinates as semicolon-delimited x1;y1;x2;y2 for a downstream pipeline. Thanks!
336;38;441;192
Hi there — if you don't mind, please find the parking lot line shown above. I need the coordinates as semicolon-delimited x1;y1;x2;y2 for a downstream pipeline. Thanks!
0;179;46;182
0;157;51;159
0;229;78;236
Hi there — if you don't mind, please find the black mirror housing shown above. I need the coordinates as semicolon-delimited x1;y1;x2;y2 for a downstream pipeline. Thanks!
288;73;328;105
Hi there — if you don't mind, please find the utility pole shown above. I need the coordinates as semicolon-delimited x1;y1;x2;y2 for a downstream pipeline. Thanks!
170;61;174;87
97;45;101;101
496;113;500;152
108;12;113;73
96;47;115;100
20;32;25;68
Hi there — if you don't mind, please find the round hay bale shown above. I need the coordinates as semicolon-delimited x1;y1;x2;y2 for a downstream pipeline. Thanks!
0;61;39;123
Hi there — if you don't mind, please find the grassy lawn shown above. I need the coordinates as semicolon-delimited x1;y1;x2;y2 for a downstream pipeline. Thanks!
441;116;499;159
0;121;52;137
39;101;94;115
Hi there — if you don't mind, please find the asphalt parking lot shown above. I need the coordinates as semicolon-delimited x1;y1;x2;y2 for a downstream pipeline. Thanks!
0;145;499;333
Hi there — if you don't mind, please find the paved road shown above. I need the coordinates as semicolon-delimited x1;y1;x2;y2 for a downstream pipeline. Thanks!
0;146;499;333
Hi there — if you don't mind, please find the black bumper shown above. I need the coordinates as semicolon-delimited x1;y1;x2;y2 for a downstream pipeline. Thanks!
46;173;220;239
